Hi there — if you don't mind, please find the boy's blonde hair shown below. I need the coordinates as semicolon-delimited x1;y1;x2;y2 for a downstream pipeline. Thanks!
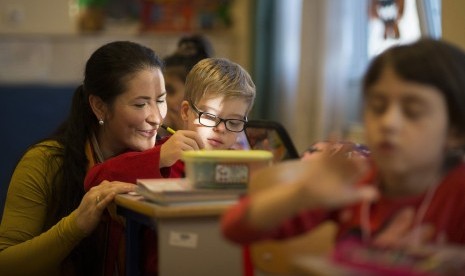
184;58;256;114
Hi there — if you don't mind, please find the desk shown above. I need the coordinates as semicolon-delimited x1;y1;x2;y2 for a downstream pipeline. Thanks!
291;255;352;276
115;194;242;276
251;222;336;276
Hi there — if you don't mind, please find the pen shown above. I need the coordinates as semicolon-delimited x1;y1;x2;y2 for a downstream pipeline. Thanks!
161;124;176;134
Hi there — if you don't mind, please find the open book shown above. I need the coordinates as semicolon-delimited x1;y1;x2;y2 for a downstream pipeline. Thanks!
136;178;245;205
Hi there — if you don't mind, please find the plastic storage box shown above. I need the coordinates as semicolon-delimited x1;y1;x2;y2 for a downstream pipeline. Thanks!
182;150;273;189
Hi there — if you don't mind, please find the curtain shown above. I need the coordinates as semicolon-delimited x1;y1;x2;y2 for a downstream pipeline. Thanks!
416;0;441;38
252;0;369;152
251;0;301;122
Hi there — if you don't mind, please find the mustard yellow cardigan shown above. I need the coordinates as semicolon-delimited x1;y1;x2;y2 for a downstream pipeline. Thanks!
0;140;96;275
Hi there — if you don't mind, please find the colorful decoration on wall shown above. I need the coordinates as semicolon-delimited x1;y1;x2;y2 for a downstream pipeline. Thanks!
139;0;233;33
76;0;108;32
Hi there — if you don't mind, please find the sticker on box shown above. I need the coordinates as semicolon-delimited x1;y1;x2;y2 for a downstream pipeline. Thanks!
215;164;248;183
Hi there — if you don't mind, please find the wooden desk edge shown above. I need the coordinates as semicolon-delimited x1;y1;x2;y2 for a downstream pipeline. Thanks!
115;194;235;219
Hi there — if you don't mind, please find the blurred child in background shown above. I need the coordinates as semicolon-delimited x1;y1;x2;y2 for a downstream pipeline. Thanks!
221;38;465;275
161;34;214;137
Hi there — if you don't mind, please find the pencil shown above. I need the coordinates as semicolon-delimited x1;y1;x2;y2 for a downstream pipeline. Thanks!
161;124;176;134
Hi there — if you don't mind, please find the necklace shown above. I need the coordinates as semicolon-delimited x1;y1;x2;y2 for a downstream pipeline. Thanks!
360;181;439;247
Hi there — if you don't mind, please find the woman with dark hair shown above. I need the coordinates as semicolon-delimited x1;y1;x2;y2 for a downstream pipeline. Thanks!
161;34;214;135
0;41;167;275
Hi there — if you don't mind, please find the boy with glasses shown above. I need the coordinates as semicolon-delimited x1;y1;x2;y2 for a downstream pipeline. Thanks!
85;57;256;186
178;57;254;150
84;57;256;275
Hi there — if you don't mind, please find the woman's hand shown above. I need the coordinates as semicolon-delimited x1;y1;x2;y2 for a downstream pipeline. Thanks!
74;181;135;235
159;130;204;168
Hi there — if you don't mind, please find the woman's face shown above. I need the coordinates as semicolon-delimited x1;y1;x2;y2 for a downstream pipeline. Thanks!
164;73;186;131
181;95;249;150
363;66;454;176
100;68;167;157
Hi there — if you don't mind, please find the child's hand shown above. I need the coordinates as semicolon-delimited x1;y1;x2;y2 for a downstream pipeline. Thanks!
336;209;465;275
295;142;377;209
159;130;205;168
301;141;370;161
372;207;436;249
251;142;376;208
247;147;377;231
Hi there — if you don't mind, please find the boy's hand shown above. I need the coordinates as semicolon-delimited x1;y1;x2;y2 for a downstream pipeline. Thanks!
159;130;205;168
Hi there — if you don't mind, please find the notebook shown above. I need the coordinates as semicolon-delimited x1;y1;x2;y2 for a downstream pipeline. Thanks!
135;178;244;205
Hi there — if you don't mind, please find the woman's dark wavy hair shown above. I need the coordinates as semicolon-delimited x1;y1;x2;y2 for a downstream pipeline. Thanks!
40;41;163;273
363;38;465;166
164;34;214;82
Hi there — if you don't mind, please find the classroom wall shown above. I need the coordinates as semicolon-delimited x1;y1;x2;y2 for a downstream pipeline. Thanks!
442;1;465;50
0;0;252;80
0;0;73;34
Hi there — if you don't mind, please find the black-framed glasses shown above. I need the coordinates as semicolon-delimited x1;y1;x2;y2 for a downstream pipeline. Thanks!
189;102;248;132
